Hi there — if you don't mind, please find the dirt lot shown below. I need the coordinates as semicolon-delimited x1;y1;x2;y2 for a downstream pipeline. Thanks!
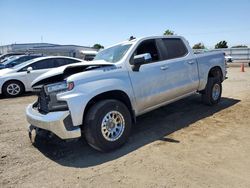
0;67;250;188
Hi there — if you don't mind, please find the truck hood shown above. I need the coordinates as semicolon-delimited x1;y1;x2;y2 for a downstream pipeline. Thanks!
32;60;114;87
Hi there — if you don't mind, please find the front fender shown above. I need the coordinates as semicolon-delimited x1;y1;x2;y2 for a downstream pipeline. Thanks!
57;78;135;127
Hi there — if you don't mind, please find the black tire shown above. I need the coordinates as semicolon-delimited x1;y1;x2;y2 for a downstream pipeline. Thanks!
202;77;222;106
2;80;24;97
84;99;132;152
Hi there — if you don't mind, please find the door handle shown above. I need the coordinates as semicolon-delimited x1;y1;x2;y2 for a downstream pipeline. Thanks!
187;61;195;65
160;65;169;70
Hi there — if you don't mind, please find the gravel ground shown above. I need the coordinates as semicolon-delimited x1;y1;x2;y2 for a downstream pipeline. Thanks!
0;67;250;188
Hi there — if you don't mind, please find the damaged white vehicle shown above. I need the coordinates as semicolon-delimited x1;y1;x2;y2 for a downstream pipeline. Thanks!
26;36;226;152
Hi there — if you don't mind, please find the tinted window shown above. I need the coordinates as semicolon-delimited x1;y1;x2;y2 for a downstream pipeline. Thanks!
54;58;80;66
68;59;80;64
84;55;95;61
20;58;80;71
29;59;56;70
133;39;159;62
53;58;67;66
162;38;188;60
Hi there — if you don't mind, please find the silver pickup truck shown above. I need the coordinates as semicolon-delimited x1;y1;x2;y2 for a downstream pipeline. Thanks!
26;36;226;152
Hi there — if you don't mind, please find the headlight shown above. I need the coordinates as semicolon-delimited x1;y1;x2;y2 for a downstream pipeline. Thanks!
46;81;74;93
67;81;74;91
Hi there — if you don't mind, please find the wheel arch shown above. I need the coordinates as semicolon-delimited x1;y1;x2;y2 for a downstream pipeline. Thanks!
82;90;136;126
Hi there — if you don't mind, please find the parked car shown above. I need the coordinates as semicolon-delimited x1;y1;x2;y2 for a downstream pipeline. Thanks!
0;54;43;70
0;56;82;97
26;36;226;152
0;52;25;63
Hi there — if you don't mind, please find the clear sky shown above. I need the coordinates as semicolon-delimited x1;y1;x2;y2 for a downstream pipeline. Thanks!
0;0;250;48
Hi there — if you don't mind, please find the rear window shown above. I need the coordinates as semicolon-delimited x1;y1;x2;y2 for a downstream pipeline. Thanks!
84;55;95;61
31;59;56;70
162;38;188;60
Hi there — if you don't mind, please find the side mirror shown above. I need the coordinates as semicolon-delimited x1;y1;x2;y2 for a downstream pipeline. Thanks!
132;53;152;71
27;66;33;73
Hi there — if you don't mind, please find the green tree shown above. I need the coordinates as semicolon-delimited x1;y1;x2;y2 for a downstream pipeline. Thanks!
192;43;205;49
215;41;228;49
163;29;175;35
93;44;104;50
232;45;248;48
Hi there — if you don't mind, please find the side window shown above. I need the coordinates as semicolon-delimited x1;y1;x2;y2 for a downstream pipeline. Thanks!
84;55;95;61
64;58;79;65
55;58;80;67
30;59;56;70
132;39;159;63
20;58;80;71
53;58;67;67
162;38;188;60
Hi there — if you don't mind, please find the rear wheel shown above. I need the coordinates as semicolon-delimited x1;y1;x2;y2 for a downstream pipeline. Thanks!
2;80;24;97
84;99;132;152
202;77;222;105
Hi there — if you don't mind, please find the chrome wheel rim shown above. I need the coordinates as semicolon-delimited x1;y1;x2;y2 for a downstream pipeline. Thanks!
212;83;220;100
7;83;21;96
101;111;125;142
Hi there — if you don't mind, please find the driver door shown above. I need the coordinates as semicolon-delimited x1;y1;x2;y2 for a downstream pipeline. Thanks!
128;39;171;113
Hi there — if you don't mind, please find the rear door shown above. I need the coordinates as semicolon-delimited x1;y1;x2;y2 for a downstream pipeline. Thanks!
158;38;199;100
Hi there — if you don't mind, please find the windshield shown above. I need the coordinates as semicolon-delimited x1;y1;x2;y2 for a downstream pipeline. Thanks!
94;44;132;63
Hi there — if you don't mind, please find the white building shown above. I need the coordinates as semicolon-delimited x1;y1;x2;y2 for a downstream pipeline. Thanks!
0;43;98;60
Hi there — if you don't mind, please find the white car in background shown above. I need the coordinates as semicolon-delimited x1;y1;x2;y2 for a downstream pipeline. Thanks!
0;56;82;97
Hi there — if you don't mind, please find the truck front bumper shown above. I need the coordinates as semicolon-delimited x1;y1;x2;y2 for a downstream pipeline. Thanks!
26;104;81;139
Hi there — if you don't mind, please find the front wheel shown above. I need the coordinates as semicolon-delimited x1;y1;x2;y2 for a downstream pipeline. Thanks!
202;77;222;105
84;99;132;152
2;80;24;97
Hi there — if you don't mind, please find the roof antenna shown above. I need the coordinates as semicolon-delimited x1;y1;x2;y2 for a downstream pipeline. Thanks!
129;36;136;41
